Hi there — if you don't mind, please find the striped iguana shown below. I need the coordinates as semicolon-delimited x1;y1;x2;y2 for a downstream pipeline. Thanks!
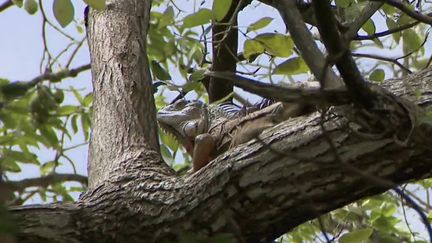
157;99;313;172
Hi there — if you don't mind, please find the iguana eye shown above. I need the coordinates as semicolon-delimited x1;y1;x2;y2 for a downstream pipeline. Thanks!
183;122;198;137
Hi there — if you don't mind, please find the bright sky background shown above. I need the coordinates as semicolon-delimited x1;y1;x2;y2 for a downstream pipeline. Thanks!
1;1;91;201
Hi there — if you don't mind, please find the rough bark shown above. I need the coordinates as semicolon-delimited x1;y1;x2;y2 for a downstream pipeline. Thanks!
86;0;159;188
7;0;432;242
206;0;241;102
10;69;432;242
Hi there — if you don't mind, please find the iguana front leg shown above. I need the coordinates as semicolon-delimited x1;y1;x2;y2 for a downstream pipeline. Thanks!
192;133;216;172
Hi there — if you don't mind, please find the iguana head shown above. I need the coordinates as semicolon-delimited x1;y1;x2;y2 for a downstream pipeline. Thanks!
157;99;208;154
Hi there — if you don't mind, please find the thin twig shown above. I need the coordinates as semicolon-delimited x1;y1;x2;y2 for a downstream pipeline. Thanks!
352;52;412;74
0;0;12;12
371;0;432;25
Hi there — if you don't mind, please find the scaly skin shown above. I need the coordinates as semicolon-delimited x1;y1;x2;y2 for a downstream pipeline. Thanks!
157;99;312;172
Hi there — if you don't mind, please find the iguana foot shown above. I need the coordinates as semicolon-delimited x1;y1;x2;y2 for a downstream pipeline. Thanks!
193;133;216;172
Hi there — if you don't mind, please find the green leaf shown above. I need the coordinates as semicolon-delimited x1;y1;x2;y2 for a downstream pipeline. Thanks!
0;157;21;172
0;134;14;145
212;0;232;21
4;150;37;164
57;105;78;116
386;18;400;43
81;113;91;141
160;144;173;165
158;6;174;28
339;228;373;243
41;161;56;175
403;29;422;54
1;82;30;100
12;0;23;7
369;68;385;82
52;184;74;202
189;69;206;82
71;114;78;134
151;61;172;81
83;94;92;107
39;126;59;148
335;0;350;7
53;0;74;27
361;19;375;36
255;33;293;57
24;0;38;14
247;17;273;33
71;87;83;103
182;9;212;29
243;39;265;61
84;0;105;10
273;57;308;75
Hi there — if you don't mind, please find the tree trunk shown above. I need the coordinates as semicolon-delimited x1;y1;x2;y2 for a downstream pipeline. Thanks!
7;0;432;242
86;0;160;188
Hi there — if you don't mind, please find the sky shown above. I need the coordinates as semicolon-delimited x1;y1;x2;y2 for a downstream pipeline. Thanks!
0;0;287;200
0;1;91;201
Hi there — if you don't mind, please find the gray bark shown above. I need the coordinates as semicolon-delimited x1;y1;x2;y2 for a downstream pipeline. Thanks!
87;0;160;188
10;69;432;242
7;0;432;242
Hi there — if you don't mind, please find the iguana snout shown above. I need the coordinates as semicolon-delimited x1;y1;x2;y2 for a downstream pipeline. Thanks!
157;99;208;154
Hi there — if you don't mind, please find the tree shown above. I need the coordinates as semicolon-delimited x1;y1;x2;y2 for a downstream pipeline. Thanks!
1;0;432;242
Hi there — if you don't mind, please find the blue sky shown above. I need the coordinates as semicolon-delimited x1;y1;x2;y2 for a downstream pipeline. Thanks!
1;1;91;201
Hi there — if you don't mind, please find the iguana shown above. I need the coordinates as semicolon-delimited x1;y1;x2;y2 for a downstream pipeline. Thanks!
157;99;312;172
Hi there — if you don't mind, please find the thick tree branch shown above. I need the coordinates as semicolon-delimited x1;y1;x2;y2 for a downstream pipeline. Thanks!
371;0;432;25
272;0;343;89
5;173;87;192
0;0;12;12
9;69;432;242
1;64;91;100
207;0;245;102
312;0;376;108
345;2;383;40
205;71;349;105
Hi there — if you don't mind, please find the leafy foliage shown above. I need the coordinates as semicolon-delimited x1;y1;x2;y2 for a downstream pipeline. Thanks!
2;0;432;241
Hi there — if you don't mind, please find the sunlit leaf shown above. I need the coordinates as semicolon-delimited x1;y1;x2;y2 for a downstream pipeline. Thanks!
243;39;265;61
1;157;21;172
385;18;400;43
57;105;78;116
71;114;79;134
362;19;375;36
403;29;422;54
84;0;105;10
158;6;174;28
40;126;59;148
151;61;172;81
53;0;74;27
339;228;373;243
4;150;38;164
369;68;385;82
273;57;308;75
335;0;350;7
182;9;212;29
189;69;206;82
255;33;293;57
247;17;273;33
24;0;38;14
41;161;57;175
12;0;23;7
83;94;93;107
212;0;232;21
